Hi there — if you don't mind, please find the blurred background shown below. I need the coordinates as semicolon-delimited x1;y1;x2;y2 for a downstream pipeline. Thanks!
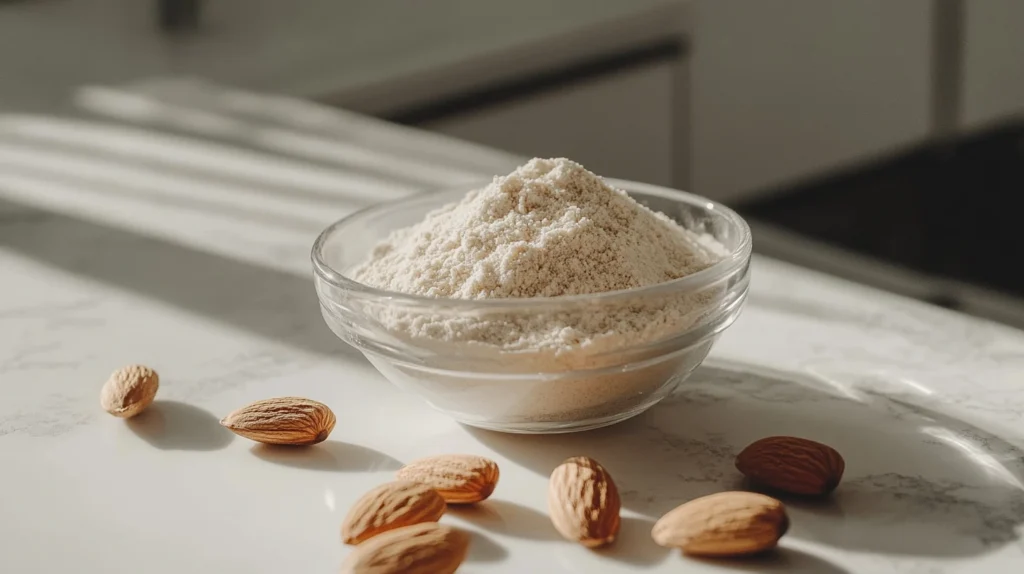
1;0;1022;326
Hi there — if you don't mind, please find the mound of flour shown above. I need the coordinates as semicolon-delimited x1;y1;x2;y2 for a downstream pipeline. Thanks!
353;157;724;299
349;158;732;424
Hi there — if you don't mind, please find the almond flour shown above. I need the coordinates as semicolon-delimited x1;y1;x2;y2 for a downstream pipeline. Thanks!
353;158;723;299
351;158;729;425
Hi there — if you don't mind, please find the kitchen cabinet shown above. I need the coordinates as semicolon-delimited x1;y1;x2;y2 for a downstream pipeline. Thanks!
690;0;934;204
420;1;939;204
420;58;680;188
961;0;1024;132
0;0;682;115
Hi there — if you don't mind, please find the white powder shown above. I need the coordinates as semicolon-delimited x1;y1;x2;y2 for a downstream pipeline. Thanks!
354;157;722;299
350;158;731;426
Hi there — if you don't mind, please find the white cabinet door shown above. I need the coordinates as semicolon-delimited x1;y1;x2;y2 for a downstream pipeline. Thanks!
961;0;1024;132
421;59;678;187
691;0;933;203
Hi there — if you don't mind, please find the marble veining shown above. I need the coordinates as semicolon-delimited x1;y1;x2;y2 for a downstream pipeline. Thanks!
2;82;1024;573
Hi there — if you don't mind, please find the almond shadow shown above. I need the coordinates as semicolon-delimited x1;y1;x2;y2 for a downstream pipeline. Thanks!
462;528;508;563
593;515;670;567
126;400;234;451
686;546;851;573
447;499;560;542
249;440;402;472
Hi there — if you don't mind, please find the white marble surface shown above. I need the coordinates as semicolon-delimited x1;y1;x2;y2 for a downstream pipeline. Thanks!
2;82;1024;574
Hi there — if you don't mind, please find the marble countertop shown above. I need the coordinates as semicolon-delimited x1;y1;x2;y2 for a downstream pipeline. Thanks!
2;81;1024;574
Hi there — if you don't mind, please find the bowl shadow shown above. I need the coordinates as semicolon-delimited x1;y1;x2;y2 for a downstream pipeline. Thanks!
126;400;234;451
249;440;402;472
466;359;1024;558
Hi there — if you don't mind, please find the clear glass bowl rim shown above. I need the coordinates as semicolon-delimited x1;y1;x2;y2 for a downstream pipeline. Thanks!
310;177;753;311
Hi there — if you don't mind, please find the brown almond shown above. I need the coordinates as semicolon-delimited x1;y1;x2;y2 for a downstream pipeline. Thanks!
100;364;159;418
547;456;621;548
220;397;336;445
396;454;499;504
342;481;446;545
652;491;788;556
735;436;845;496
340;522;470;574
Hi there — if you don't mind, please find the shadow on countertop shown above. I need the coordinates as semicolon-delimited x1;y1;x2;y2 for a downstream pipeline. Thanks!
466;360;1024;560
249;440;402;472
126;399;233;451
462;529;509;563
0;78;510;362
0;195;362;361
448;499;559;543
687;546;852;573
449;499;671;568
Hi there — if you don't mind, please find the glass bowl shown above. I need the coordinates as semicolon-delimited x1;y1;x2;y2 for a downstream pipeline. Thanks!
311;178;752;433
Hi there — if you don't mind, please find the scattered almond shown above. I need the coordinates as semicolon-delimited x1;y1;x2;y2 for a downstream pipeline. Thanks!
340;522;470;574
342;481;446;545
652;491;788;556
100;364;159;418
220;397;336;445
547;456;621;548
397;454;500;504
735;435;845;496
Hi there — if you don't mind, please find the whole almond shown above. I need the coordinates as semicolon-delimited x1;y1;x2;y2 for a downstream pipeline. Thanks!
396;454;499;504
100;364;159;418
340;522;470;574
342;481;446;545
735;436;845;496
548;456;621;548
220;397;335;445
652;491;788;556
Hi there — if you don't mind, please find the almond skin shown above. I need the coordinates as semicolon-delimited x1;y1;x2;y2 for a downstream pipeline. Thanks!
735;436;846;496
342;481;446;545
548;456;621;548
652;491;789;556
100;364;159;418
396;454;500;504
219;397;336;445
340;522;470;574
